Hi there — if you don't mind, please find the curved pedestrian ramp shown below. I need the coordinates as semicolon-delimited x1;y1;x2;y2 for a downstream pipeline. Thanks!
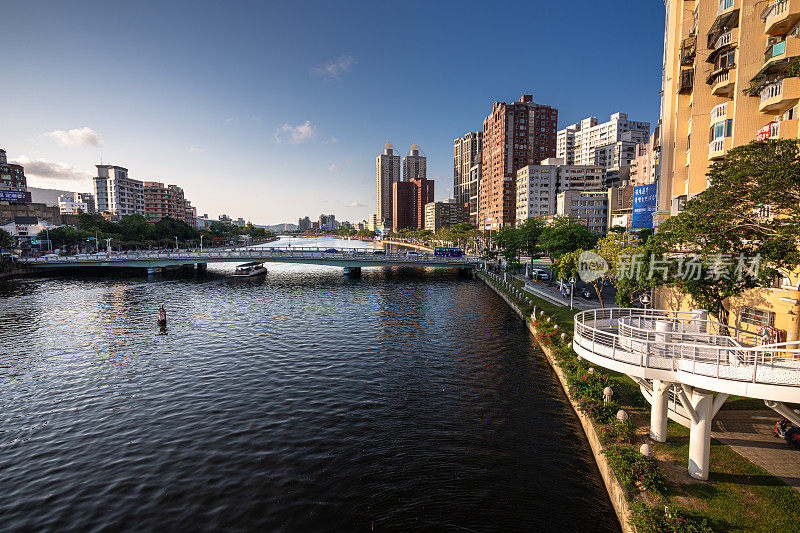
573;308;800;480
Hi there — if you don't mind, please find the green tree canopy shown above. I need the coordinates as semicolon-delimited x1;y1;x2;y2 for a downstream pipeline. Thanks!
653;139;800;322
539;216;600;265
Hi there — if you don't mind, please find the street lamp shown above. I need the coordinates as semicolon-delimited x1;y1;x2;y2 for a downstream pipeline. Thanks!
200;234;203;251
641;291;651;313
569;277;576;310
105;237;112;253
175;236;179;251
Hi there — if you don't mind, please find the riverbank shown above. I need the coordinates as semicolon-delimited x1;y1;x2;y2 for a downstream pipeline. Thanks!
477;270;800;532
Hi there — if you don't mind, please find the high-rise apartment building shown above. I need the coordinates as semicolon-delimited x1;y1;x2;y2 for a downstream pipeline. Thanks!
58;192;96;215
453;131;482;224
0;148;30;203
479;94;558;230
94;165;144;217
376;142;401;225
392;177;434;232
515;158;604;223
659;0;800;340
402;144;426;181
143;182;194;223
557;113;650;187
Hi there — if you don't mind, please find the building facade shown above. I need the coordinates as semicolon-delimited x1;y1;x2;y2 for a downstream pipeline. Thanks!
376;142;401;225
143;182;193;223
556;190;609;236
392;177;434;232
629;127;661;187
424;201;469;232
659;0;800;341
557;113;650;187
515;158;604;223
479;94;558;230
453;131;482;224
298;216;312;231
402;144;426;181
57;195;88;215
0;149;30;203
94;165;144;217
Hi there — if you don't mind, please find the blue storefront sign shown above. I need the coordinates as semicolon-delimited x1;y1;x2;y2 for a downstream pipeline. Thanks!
632;183;658;230
0;190;27;202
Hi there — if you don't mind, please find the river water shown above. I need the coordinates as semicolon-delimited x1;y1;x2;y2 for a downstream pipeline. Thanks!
0;237;619;531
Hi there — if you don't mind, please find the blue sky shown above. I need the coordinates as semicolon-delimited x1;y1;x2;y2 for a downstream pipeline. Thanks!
2;0;665;225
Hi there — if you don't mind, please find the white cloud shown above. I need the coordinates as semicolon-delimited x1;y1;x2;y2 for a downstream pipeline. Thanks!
321;136;339;145
12;156;92;186
273;120;317;144
347;201;367;208
189;146;205;152
43;127;103;147
310;55;357;81
328;164;342;172
225;117;238;123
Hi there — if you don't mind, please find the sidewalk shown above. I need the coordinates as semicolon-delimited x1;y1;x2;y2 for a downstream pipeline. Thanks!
510;273;598;311
713;409;800;492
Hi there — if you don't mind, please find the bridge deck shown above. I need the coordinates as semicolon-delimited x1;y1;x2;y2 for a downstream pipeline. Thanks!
21;248;477;269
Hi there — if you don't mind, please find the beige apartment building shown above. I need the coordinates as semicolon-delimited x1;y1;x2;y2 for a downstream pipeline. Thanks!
660;0;800;341
143;182;195;225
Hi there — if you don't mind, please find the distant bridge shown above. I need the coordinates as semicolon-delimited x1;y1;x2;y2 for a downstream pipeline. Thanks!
20;247;476;272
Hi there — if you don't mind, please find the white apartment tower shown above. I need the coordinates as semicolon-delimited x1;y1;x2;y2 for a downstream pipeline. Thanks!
376;142;401;224
557;112;650;187
516;158;604;223
402;143;426;181
453;131;482;224
94;165;144;217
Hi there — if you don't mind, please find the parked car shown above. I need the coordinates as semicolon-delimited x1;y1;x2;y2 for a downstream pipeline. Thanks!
372;250;386;255
324;248;338;253
531;269;549;281
581;287;593;299
406;251;423;257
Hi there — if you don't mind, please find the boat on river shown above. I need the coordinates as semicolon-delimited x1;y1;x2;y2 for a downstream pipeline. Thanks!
233;262;267;277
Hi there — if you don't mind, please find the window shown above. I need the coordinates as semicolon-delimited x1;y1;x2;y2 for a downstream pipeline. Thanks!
740;307;775;327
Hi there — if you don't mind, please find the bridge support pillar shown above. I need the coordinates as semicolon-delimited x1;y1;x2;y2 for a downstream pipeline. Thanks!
343;266;361;277
650;380;671;442
688;388;714;480
196;263;207;273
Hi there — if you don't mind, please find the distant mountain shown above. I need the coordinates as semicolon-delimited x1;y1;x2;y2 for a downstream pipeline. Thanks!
264;223;298;233
29;187;84;206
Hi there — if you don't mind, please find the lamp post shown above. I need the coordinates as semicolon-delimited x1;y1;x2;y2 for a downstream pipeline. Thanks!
200;234;203;252
105;237;112;253
46;229;51;252
175;236;179;251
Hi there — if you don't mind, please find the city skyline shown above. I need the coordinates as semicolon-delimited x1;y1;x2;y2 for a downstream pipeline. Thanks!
1;0;664;224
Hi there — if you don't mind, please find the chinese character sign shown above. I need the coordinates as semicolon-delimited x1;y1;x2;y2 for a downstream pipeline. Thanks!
632;183;657;229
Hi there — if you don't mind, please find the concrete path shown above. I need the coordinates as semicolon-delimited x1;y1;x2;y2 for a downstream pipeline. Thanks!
510;273;598;310
712;409;800;491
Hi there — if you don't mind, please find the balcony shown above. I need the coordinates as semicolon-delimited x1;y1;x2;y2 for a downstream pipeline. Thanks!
718;0;735;16
759;77;800;112
714;30;732;50
707;2;739;49
708;137;729;161
709;68;736;96
678;68;695;94
765;40;787;65
680;35;697;66
763;0;800;35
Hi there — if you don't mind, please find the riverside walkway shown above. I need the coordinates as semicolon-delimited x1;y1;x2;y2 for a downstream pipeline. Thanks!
572;308;800;480
20;247;477;271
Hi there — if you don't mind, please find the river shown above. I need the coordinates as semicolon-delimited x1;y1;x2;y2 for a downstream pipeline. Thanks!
0;237;619;531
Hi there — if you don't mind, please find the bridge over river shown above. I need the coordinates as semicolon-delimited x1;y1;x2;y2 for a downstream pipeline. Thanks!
20;247;477;273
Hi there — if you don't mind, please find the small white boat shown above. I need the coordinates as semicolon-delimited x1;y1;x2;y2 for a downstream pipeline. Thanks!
233;262;267;277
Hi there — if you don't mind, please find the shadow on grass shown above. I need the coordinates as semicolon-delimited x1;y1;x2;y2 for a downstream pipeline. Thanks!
710;471;798;488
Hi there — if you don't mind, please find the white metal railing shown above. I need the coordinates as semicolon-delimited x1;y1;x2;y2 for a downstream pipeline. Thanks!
761;79;783;102
764;0;789;26
708;139;726;156
715;30;732;50
574;308;800;388
712;70;730;87
22;247;475;266
711;102;728;120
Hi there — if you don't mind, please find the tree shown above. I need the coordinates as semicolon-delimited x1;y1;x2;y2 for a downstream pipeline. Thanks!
539;216;600;266
492;226;522;271
0;228;14;251
653;139;800;322
516;218;546;258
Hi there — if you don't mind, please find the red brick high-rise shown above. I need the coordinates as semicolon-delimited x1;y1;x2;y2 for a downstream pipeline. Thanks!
479;94;558;230
392;177;434;232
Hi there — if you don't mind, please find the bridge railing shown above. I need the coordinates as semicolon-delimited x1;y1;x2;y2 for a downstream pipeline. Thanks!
22;247;474;265
574;308;800;388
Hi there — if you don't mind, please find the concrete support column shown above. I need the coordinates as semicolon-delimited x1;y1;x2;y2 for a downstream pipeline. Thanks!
196;263;207;273
650;380;671;442
688;388;714;480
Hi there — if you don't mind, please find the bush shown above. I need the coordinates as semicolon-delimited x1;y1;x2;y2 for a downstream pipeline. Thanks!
629;501;712;533
599;418;635;444
603;445;667;496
